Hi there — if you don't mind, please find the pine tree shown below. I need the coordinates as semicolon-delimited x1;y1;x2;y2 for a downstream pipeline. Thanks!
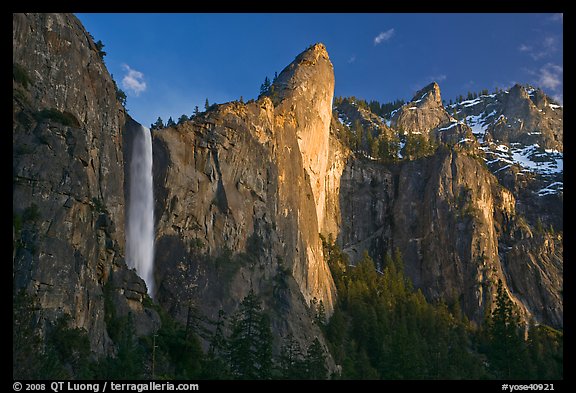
95;40;106;59
202;309;230;379
255;313;273;379
166;117;176;128
13;291;53;379
151;117;164;130
279;334;305;379
315;300;327;327
205;98;210;111
193;106;200;118
488;279;526;379
527;322;563;379
260;76;271;96
177;114;189;125
228;289;273;379
353;119;363;152
304;338;327;379
404;133;416;159
113;79;127;107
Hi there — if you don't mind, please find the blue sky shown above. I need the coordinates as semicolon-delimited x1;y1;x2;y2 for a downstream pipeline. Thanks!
76;13;563;128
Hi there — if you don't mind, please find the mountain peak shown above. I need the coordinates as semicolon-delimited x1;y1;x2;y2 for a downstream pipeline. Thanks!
270;43;333;104
307;42;328;55
508;83;528;97
411;81;442;107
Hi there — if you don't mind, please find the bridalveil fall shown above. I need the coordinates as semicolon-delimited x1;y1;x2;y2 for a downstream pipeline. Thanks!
126;125;155;297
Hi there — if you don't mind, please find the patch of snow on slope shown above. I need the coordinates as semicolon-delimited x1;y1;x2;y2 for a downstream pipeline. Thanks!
537;182;563;196
438;123;457;131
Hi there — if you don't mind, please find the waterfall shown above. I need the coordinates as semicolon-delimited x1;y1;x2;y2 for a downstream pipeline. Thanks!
126;125;155;297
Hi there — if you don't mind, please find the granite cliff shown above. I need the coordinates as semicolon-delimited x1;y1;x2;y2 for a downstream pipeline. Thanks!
13;13;562;375
152;44;338;350
13;13;159;356
334;81;562;328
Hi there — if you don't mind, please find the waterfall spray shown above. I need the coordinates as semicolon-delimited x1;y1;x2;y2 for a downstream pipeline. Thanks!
126;125;155;297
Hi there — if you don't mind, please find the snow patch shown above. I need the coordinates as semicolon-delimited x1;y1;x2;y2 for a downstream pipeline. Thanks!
537;182;563;196
484;142;563;176
438;123;458;131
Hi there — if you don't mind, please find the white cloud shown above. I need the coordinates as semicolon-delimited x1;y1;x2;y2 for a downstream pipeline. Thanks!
121;64;147;96
433;74;447;82
551;93;563;105
374;28;395;45
518;44;531;52
549;13;563;23
518;35;558;60
348;55;356;64
537;63;563;90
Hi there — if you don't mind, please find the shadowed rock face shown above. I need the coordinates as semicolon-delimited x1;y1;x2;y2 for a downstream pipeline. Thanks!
338;149;562;328
13;13;158;355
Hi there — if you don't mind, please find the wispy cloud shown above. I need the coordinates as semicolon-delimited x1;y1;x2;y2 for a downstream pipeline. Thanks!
433;74;447;83
122;64;147;96
536;63;563;90
549;13;563;23
551;93;563;105
348;55;356;64
374;28;395;45
518;44;531;52
524;63;563;103
518;35;559;60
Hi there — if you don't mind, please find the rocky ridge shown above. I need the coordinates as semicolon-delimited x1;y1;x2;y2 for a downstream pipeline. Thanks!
13;13;563;371
333;80;562;328
447;84;563;230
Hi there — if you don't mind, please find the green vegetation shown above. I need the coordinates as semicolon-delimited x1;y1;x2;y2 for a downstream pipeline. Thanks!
95;40;107;59
91;197;107;214
116;88;127;107
334;96;405;119
448;88;491;106
228;289;273;379
320;235;563;379
35;108;80;127
13;63;32;88
177;114;189;125
403;132;437;160
14;284;331;380
108;74;127;107
259;76;271;96
151;117;164;130
13;232;561;380
13;291;93;379
258;73;280;104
